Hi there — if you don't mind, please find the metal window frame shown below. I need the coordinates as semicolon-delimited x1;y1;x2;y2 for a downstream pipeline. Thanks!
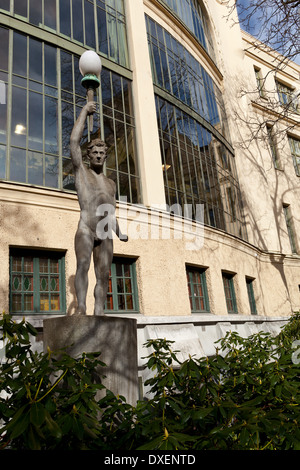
0;16;140;203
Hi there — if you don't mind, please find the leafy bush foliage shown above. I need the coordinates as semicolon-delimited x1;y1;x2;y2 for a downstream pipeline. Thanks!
1;312;300;450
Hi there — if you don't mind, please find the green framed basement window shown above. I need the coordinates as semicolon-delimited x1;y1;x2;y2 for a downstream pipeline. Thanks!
10;249;66;314
222;272;238;314
186;266;210;313
105;257;139;313
246;277;257;315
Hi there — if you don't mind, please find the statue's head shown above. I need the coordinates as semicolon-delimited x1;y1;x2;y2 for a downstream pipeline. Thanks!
87;139;107;168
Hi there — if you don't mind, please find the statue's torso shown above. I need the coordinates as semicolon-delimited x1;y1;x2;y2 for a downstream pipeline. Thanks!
75;163;116;238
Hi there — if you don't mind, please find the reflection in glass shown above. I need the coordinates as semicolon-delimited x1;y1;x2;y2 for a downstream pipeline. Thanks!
45;155;59;188
10;147;26;183
44;0;56;30
11;87;27;148
28;151;43;186
85;0;96;48
73;0;84;43
29;39;42;81
14;0;27;17
60;0;71;36
28;92;43;151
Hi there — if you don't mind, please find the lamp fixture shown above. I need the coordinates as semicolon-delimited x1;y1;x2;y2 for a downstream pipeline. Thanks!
79;50;102;132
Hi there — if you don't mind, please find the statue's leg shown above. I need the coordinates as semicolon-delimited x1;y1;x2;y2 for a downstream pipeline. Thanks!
93;237;113;315
74;228;94;315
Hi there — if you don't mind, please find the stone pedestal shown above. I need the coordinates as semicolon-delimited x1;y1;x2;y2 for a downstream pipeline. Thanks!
43;315;138;405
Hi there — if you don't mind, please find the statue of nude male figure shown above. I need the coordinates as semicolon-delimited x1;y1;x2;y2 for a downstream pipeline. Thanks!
70;101;128;316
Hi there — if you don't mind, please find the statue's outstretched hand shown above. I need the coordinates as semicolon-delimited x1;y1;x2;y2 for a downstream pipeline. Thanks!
86;101;97;115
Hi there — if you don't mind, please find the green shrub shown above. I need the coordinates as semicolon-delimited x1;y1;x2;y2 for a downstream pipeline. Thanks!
1;312;300;450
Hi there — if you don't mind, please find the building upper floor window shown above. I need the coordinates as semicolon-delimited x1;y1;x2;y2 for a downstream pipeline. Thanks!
283;204;298;254
1;0;129;68
288;135;300;177
105;257;139;313
9;249;66;315
222;272;238;314
276;80;299;114
186;265;210;313
161;0;215;61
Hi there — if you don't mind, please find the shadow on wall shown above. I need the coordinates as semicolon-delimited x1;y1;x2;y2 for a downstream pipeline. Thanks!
67;274;77;316
225;70;300;314
0;202;46;311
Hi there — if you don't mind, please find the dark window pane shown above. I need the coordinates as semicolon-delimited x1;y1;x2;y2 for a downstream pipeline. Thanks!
45;155;59;188
14;0;27;17
29;0;42;26
85;0;96;47
45;96;58;154
29;38;42;82
44;0;56;30
11;87;27;148
13;32;27;77
28;151;43;186
60;0;71;36
60;51;73;92
45;44;57;87
10;147;26;182
97;6;108;56
0;27;9;72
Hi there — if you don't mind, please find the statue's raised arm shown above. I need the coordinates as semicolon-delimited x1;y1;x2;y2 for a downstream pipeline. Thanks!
70;102;97;170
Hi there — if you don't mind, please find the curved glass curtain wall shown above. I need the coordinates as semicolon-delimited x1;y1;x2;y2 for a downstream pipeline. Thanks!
146;15;229;140
0;0;128;68
146;16;247;240
160;0;216;61
0;2;140;204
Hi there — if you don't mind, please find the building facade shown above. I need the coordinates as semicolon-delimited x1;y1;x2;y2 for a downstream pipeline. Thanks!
0;1;299;372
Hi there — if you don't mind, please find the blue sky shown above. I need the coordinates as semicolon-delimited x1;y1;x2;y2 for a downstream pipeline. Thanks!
236;0;300;64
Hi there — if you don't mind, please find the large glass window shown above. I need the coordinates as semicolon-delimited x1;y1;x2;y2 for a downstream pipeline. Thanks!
0;27;140;204
10;249;66;315
146;15;228;138
161;0;215;61
156;95;247;239
4;0;128;68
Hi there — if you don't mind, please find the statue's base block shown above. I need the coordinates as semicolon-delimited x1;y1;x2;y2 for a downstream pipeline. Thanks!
43;315;138;405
